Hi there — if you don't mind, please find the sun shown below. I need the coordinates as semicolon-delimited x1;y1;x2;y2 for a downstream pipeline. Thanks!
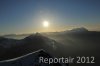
43;21;49;27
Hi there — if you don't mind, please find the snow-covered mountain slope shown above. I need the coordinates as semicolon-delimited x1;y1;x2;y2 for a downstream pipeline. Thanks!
0;49;68;66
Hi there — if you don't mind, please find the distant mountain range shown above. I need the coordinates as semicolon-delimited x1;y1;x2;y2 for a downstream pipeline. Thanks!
2;27;98;38
65;27;88;33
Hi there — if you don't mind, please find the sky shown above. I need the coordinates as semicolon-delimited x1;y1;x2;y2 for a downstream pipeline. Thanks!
0;0;100;34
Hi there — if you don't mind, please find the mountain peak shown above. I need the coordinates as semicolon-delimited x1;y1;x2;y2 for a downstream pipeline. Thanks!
69;27;88;33
22;33;57;51
23;33;46;40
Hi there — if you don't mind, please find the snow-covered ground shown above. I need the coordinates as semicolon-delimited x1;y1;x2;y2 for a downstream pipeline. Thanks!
0;49;67;66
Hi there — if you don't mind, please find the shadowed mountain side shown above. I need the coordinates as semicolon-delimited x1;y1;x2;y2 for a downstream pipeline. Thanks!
0;33;63;61
41;28;100;65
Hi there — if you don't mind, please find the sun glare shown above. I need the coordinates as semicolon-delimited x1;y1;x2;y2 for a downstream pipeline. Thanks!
43;21;49;27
